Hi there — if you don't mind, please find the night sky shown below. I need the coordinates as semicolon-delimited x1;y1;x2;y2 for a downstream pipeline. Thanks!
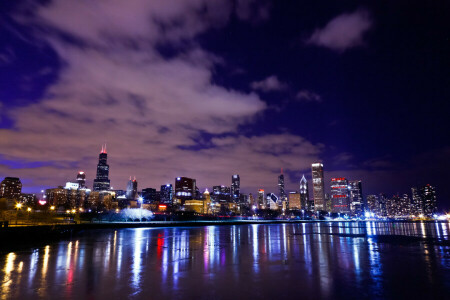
0;1;448;209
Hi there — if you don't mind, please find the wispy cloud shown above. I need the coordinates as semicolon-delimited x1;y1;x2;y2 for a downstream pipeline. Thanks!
251;75;288;92
296;90;322;102
307;9;372;52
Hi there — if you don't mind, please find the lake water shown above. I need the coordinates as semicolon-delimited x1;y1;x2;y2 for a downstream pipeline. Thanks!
1;222;450;299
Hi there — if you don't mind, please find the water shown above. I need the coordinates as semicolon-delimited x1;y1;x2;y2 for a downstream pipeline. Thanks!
1;222;450;299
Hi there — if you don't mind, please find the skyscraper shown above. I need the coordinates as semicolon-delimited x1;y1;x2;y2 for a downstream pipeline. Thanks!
278;169;286;200
289;192;301;210
258;189;265;209
231;175;240;202
0;177;22;199
299;174;309;210
93;145;111;191
175;177;196;202
311;163;325;211
421;184;437;216
330;177;350;214
141;187;156;204
411;187;423;216
126;177;138;200
348;180;363;216
77;171;86;189
160;184;173;204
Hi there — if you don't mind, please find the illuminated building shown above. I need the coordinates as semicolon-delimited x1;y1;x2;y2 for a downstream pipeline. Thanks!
399;194;411;216
258;189;265;209
203;189;211;214
175;177;196;202
0;177;22;200
126;177;138;200
249;193;256;208
348;180;363;216
411;187;423;215
212;185;231;202
379;193;387;217
366;195;379;215
311;163;325;211
160;184;173;204
266;193;279;210
421;184;437;216
93;145;111;191
299;175;310;210
45;187;68;208
278;169;287;202
231;174;240;202
184;200;204;213
77;171;86;188
330;177;350;214
289;192;301;210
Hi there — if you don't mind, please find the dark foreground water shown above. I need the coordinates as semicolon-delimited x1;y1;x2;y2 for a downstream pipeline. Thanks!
1;222;450;299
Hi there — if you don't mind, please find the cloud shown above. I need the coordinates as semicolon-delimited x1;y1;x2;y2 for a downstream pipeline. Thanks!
296;90;322;102
307;9;372;52
251;75;288;92
0;0;321;194
235;0;270;23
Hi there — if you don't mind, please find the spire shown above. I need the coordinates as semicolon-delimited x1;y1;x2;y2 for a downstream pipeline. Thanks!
104;143;107;153
101;144;104;153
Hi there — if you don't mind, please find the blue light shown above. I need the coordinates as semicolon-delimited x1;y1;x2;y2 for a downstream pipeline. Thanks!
177;177;181;180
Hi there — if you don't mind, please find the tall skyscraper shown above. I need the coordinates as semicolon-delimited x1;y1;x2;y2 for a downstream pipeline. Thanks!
421;184;437;216
258;189;265;209
299;175;309;210
366;195;379;215
175;177;196;202
411;187;423;215
231;175;240;202
126;177;138;200
160;184;173;204
311;163;325;211
93;145;110;191
0;177;22;199
348;180;363;216
278;169;286;200
330;177;350;214
77;171;86;188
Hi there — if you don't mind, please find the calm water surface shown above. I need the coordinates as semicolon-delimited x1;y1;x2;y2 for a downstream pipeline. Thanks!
1;222;450;299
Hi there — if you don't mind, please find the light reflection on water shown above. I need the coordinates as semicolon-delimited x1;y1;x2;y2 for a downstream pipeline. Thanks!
1;222;450;299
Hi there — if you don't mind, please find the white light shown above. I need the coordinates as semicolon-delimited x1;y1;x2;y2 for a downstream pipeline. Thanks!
177;177;181;180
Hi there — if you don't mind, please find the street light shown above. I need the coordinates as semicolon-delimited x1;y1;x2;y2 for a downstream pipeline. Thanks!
15;203;22;209
50;206;55;211
27;207;32;212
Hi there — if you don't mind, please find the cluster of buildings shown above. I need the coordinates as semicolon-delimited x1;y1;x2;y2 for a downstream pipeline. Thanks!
0;147;439;218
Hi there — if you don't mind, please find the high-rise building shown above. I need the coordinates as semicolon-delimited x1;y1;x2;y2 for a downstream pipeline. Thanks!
311;163;325;211
175;177;196;202
299;175;309;210
379;193;387;217
77;171;86;189
411;187;423;216
160;184;173;204
278;169;286;201
258;189;265;209
421;184;437;216
141;188;156;204
348;180;363;216
330;177;350;214
126;177;138;200
366;195;379;215
93;145;111;191
289;192;301;210
266;193;279;210
231;175;240;202
0;177;22;199
212;185;231;202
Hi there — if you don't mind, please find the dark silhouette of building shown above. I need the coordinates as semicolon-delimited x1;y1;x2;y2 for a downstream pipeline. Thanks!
299;174;310;211
93;145;110;191
77;171;86;188
348;180;363;216
330;177;350;214
160;184;173;204
0;177;22;199
126;177;138;200
278;169;286;201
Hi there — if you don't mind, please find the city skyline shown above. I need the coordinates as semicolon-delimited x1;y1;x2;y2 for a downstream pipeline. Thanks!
0;1;448;209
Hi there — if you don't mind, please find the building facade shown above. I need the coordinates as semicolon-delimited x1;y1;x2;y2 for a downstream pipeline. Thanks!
311;163;325;211
330;177;350;214
93;145;111;191
231;175;240;202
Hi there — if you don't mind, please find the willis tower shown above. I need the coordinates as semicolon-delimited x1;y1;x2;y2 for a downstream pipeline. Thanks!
93;145;111;191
